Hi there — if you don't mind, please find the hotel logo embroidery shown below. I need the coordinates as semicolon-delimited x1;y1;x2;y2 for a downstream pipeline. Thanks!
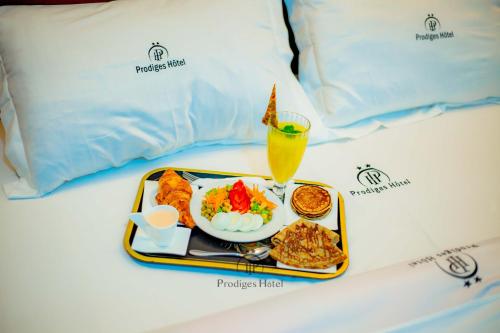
148;42;168;62
357;164;390;187
135;41;186;74
350;164;411;197
425;13;441;32
416;13;454;42
435;252;482;288
236;258;265;275
408;244;482;288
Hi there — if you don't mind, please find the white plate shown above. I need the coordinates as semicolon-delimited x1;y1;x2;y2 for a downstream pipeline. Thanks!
190;179;285;242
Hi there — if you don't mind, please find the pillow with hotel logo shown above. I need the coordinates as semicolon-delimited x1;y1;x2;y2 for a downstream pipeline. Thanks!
284;0;500;133
0;0;332;198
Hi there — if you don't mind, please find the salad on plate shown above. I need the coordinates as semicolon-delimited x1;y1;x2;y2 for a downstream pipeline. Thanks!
201;180;277;232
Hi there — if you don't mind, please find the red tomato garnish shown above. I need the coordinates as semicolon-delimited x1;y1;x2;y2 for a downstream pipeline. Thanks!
229;180;250;213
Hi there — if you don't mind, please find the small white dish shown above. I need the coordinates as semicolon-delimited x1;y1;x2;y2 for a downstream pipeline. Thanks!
284;183;338;230
132;227;191;256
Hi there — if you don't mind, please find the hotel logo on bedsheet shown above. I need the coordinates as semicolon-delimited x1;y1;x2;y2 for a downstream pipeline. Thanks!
350;164;411;197
409;244;482;288
416;14;455;42
135;42;186;74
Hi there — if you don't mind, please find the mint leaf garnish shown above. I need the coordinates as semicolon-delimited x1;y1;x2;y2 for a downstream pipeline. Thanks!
282;124;301;134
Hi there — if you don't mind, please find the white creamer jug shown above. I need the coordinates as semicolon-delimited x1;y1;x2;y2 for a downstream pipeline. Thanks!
129;205;179;247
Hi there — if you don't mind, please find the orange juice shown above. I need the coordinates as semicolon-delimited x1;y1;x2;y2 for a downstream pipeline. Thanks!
267;121;308;184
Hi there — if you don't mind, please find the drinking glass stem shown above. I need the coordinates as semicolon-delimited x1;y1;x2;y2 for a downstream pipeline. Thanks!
272;182;286;199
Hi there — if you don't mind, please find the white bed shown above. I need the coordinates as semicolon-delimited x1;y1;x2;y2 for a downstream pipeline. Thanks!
1;104;499;332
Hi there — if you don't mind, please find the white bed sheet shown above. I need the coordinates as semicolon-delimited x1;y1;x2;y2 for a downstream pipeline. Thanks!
162;237;500;333
1;104;499;333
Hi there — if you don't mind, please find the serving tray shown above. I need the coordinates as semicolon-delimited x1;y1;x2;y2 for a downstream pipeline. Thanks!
123;167;349;279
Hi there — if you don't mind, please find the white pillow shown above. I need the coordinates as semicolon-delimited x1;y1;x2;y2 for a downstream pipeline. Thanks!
0;0;332;198
285;0;500;131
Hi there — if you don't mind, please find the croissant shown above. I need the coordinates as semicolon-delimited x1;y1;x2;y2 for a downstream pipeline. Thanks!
155;169;196;228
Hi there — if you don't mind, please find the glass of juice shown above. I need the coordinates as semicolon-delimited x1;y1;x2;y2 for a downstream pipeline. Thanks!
267;111;310;198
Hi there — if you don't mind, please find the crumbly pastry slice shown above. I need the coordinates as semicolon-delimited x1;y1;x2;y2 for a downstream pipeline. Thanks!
155;169;196;228
270;219;346;269
261;83;278;127
271;219;339;245
291;185;332;219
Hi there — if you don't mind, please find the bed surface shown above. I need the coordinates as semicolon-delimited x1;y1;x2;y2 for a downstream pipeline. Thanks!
1;104;499;332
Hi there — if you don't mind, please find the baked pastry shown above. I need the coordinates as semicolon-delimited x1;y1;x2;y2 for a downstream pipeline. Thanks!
270;219;346;269
291;185;332;219
155;169;196;228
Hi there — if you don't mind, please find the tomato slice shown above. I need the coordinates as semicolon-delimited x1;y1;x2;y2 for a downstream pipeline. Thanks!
229;180;250;213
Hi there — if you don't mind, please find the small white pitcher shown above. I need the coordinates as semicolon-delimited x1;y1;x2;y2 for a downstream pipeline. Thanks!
129;205;179;247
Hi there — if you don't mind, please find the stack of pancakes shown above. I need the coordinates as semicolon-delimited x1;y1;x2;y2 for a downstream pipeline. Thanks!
291;185;332;219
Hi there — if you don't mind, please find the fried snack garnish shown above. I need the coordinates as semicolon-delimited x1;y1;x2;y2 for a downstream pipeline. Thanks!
261;83;278;128
155;169;196;228
270;219;346;269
